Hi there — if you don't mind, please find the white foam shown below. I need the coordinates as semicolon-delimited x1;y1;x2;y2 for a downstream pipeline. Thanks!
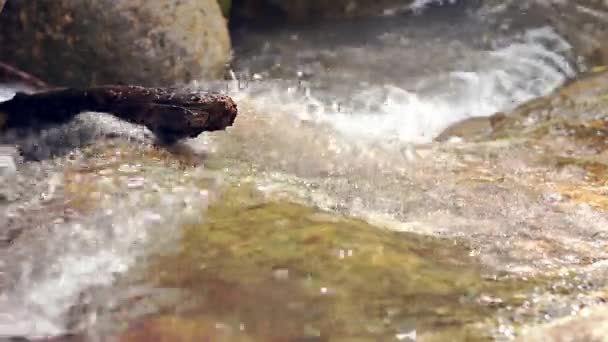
326;27;570;143
0;87;15;102
410;0;458;13
233;26;573;144
0;250;129;336
0;179;207;337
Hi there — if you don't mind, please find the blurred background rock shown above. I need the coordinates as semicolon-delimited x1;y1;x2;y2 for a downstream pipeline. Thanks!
0;0;231;87
0;0;605;88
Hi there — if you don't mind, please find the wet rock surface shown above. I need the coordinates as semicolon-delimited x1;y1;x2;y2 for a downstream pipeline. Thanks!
425;69;608;338
0;0;231;87
138;186;539;341
517;303;608;342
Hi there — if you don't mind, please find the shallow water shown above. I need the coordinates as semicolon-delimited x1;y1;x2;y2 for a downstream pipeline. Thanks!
2;2;607;341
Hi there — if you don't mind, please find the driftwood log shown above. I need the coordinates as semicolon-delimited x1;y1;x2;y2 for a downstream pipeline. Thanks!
0;85;238;143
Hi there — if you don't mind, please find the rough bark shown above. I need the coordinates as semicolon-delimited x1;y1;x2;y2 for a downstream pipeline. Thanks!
0;86;238;143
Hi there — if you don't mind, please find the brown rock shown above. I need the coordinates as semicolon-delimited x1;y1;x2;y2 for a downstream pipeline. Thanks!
434;116;493;142
0;0;231;87
517;305;608;342
120;315;254;342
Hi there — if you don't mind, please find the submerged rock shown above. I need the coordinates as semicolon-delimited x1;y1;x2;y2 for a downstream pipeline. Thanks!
121;315;254;342
517;305;608;342
0;0;231;87
134;185;542;341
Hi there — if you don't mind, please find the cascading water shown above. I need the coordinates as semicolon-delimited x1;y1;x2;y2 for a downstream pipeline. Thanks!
0;1;600;340
227;12;575;143
200;13;581;244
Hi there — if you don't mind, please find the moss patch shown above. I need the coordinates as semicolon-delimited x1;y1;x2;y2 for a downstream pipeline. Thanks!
136;185;543;341
217;0;231;17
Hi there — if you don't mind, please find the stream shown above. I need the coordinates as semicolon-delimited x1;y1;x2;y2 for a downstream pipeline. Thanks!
1;1;608;341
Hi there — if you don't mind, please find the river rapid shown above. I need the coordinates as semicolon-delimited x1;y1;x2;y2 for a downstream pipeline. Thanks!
1;1;607;341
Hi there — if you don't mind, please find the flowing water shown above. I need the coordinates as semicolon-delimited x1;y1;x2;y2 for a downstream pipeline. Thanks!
0;1;605;341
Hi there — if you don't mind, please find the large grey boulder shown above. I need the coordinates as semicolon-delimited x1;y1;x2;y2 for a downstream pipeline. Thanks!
0;0;231;87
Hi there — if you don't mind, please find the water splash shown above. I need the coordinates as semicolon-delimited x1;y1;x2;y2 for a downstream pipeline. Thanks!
228;26;573;143
410;0;459;14
0;145;212;338
187;23;585;277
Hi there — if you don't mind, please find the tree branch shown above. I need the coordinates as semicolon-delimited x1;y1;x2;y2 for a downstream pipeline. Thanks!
0;85;238;143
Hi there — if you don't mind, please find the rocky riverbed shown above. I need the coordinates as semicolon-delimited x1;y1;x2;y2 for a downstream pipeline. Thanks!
2;1;608;341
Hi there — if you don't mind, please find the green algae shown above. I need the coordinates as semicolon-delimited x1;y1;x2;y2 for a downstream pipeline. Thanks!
59;140;592;341
217;0;231;17
138;185;543;341
57;135;601;341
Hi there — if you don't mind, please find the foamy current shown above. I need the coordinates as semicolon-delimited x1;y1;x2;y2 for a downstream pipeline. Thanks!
228;26;573;143
0;5;581;339
0;167;210;337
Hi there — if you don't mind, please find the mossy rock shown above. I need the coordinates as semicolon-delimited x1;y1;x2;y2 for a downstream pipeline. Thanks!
217;0;231;17
121;315;254;342
140;185;540;341
0;0;231;87
437;70;608;143
517;305;608;342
